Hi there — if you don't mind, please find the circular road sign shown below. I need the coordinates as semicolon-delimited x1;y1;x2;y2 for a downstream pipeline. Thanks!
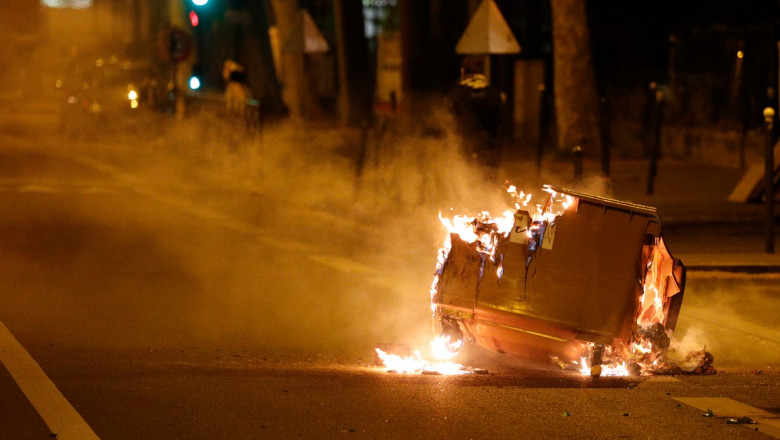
157;28;192;64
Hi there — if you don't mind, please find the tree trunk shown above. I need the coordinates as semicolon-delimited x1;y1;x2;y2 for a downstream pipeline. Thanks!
550;0;601;154
245;2;286;117
333;0;372;127
270;0;306;121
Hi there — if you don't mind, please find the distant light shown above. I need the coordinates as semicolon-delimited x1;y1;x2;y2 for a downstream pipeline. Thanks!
737;50;744;59
189;10;199;27
128;90;138;100
192;0;208;6
130;99;139;109
189;76;201;90
42;0;92;9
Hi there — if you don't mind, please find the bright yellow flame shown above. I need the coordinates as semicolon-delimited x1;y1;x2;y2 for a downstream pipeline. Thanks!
737;50;744;59
375;348;468;375
430;335;460;360
577;357;629;377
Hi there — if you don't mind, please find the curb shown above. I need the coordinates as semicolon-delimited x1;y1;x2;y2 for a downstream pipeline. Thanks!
685;265;780;274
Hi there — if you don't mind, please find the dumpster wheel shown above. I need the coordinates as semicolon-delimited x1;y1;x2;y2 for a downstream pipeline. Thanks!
439;320;464;358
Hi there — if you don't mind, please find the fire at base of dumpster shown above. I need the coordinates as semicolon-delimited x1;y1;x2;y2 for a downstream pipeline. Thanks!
425;184;709;377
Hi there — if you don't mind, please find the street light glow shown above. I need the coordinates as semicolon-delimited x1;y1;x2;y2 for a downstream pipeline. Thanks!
189;76;201;90
192;0;208;6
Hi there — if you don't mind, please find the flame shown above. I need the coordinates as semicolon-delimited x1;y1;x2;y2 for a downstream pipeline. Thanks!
438;210;516;259
637;244;669;326
577;357;630;377
375;348;469;375
430;335;461;360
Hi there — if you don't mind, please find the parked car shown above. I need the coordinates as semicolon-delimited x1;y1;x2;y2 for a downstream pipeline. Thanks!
431;185;686;376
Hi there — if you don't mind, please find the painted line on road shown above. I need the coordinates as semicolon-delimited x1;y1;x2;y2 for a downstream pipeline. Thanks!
48;150;401;285
308;255;381;275
0;320;100;439
675;397;780;438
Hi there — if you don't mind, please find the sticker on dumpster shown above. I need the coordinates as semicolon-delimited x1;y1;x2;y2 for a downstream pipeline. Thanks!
510;211;530;244
542;222;557;249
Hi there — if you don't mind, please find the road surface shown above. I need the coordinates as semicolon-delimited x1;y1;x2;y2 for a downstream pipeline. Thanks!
0;101;779;439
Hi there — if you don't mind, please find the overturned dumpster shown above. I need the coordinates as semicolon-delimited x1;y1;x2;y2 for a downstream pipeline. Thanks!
430;185;686;376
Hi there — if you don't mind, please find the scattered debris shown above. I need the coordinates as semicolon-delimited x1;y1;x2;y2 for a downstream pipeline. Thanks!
703;409;714;417
726;417;757;425
562;411;570;417
652;348;716;376
337;428;356;433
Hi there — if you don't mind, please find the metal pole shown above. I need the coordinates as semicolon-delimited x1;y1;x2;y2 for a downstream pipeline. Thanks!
646;89;664;195
537;84;546;175
600;96;611;177
572;145;583;182
764;107;775;254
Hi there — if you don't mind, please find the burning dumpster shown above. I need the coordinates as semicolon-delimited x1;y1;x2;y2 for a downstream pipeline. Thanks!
430;185;686;376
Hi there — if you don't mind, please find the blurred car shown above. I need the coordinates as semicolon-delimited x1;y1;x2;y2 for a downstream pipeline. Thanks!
431;185;686;376
57;54;167;135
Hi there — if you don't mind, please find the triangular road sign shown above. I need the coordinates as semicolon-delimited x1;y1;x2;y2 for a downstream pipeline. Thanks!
303;9;329;54
456;0;521;54
728;141;780;203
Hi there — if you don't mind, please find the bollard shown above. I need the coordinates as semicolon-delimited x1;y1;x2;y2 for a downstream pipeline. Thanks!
537;84;547;174
646;89;665;195
572;145;583;182
600;96;611;177
764;107;775;254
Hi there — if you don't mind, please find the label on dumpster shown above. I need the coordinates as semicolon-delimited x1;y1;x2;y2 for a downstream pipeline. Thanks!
542;222;557;249
510;211;530;244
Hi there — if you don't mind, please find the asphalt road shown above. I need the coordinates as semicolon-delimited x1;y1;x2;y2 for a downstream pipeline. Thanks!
1;122;780;438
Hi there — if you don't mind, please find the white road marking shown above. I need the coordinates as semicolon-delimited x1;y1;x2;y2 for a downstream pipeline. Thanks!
307;255;381;275
52;151;399;282
0;320;100;440
675;397;780;438
0;181;118;195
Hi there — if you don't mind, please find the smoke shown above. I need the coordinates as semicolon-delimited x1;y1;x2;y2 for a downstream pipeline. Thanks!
671;274;780;367
17;6;754;369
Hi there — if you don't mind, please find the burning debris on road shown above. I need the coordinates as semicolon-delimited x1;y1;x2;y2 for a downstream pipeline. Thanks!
375;184;714;377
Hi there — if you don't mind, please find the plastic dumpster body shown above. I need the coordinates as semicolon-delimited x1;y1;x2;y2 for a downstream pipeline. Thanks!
431;186;686;367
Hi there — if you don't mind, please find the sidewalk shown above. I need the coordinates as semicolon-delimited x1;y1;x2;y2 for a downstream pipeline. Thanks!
507;157;780;273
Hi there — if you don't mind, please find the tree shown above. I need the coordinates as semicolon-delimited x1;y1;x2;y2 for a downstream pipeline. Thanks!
550;0;601;154
333;0;371;126
270;0;307;121
243;1;287;117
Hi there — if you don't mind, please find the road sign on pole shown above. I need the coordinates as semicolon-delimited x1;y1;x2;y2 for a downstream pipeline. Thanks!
455;0;521;55
157;28;193;64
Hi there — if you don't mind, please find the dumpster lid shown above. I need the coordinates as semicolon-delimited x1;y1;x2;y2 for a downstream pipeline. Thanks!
546;185;658;217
